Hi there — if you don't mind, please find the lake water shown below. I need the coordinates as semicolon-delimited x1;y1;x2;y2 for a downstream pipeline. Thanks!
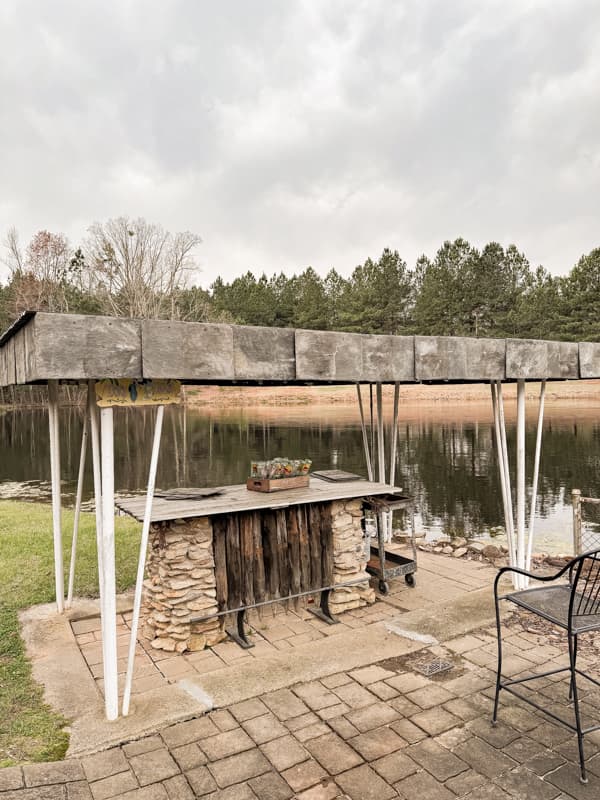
2;401;600;552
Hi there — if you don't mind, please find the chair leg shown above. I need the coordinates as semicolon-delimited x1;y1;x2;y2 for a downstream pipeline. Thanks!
492;594;503;725
568;632;587;784
568;633;578;701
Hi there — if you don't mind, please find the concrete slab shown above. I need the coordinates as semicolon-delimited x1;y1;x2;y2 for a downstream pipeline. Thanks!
415;336;505;381
186;621;423;709
19;598;209;759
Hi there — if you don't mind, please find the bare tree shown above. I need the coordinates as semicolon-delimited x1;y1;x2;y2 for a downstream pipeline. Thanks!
2;226;24;275
84;217;201;319
2;228;73;314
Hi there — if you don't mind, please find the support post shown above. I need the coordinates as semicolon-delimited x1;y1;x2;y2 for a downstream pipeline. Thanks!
516;379;526;589
67;406;89;608
48;380;64;613
376;383;385;483
376;383;391;542
100;406;119;721
491;383;513;570
356;384;374;481
497;382;518;588
525;381;546;576
122;405;165;716
389;383;400;487
572;489;582;555
88;384;106;674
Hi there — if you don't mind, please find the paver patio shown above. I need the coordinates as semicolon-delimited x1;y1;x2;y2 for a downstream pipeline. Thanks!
3;550;599;799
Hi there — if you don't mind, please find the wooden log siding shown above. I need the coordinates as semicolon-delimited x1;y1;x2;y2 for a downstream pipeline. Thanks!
212;503;335;610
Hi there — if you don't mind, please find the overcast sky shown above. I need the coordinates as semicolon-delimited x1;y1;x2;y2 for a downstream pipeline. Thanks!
1;0;599;286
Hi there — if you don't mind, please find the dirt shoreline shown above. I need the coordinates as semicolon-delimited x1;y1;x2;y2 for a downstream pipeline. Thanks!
185;379;600;408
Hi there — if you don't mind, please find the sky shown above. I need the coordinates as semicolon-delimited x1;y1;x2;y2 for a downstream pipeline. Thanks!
1;0;599;287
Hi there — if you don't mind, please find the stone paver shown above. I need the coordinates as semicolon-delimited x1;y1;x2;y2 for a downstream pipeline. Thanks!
3;555;598;800
260;735;308;771
128;750;179;786
0;767;24;791
304;732;363;774
242;712;288;744
336;764;396;800
208;749;271;788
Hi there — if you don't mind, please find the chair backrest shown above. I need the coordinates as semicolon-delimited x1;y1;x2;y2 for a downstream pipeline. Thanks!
570;549;600;619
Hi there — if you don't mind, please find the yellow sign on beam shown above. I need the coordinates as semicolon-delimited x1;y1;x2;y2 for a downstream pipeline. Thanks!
95;379;181;407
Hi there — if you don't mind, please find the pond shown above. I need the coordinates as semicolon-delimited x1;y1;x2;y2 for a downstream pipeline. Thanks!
2;400;600;553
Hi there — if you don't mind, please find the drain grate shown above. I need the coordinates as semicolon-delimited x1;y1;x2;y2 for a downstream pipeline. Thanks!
413;658;454;677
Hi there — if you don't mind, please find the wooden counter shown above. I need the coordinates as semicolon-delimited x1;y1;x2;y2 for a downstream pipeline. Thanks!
116;478;402;522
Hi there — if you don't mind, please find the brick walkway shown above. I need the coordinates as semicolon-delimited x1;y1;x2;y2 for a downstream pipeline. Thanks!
0;556;600;800
2;612;600;799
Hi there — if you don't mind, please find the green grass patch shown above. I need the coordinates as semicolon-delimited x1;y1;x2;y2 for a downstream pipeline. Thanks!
0;500;140;766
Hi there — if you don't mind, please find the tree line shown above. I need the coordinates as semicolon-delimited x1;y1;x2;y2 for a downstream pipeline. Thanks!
2;217;600;341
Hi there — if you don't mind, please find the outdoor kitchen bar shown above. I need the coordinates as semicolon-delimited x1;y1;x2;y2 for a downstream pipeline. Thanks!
116;479;401;653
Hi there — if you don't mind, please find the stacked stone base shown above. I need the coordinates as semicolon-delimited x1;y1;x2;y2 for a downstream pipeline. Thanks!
143;518;227;653
329;499;376;614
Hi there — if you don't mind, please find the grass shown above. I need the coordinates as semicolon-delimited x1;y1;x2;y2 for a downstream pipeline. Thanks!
0;500;141;766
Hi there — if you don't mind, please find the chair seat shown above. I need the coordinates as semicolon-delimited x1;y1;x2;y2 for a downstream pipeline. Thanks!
506;584;600;633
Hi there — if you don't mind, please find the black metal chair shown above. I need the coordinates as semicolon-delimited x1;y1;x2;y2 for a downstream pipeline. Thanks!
493;549;600;784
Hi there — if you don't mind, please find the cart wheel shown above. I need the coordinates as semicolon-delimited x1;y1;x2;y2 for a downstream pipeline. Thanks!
405;573;416;588
378;580;390;595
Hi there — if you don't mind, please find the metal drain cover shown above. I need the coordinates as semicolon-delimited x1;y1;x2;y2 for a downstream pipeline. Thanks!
414;658;454;677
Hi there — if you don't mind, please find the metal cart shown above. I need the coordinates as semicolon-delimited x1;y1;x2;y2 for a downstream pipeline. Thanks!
364;494;417;595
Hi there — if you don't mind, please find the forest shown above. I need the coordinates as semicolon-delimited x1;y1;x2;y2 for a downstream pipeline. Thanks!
1;216;600;342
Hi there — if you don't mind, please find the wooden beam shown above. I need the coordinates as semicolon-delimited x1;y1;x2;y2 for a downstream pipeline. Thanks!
415;336;505;381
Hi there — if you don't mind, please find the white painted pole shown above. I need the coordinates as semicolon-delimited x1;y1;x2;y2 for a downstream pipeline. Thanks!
389;383;400;487
67;407;89;608
100;406;119;721
48;380;64;613
376;383;385;483
122;405;164;716
375;383;391;541
356;384;374;481
491;383;512;562
516;379;526;589
497;382;519;589
88;385;107;680
525;381;546;579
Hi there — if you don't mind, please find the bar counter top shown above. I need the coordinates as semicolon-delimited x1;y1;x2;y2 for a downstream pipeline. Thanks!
116;478;403;523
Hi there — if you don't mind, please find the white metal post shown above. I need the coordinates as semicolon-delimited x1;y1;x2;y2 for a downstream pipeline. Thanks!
491;383;513;568
376;383;385;483
356;384;374;481
67;408;89;607
48;380;64;613
375;383;391;542
516;379;526;589
122;405;164;716
497;382;518;588
88;386;107;682
100;406;119;721
389;383;400;487
525;381;546;577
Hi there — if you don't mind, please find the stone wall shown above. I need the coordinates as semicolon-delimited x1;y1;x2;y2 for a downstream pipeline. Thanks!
142;500;375;652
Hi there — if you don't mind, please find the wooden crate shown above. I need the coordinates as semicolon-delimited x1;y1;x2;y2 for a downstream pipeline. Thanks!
246;475;310;493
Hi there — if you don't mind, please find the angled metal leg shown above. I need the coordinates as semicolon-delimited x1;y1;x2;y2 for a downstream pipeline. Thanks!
568;632;587;783
569;634;578;701
493;594;503;725
226;609;254;649
307;589;339;625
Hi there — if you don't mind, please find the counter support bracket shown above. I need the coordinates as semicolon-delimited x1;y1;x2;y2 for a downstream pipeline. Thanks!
307;589;338;625
226;609;255;649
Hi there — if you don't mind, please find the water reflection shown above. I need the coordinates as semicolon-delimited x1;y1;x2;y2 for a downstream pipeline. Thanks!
2;403;600;549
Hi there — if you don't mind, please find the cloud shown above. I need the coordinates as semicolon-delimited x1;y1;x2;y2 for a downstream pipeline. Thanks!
1;0;599;286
